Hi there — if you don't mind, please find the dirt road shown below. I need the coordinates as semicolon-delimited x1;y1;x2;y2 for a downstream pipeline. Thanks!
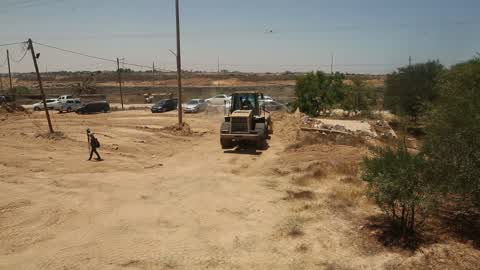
0;111;477;269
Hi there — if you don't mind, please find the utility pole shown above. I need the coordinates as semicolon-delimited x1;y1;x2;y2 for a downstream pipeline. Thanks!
175;0;183;124
152;62;155;73
217;56;220;73
409;56;412;66
7;49;13;90
28;39;54;134
330;53;334;75
117;57;124;110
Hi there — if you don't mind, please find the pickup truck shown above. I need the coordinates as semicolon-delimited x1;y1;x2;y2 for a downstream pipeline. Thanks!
58;99;82;113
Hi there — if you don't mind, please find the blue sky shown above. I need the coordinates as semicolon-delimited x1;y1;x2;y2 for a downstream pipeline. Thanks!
1;0;479;74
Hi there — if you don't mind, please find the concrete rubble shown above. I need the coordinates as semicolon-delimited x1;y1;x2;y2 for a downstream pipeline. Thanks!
300;116;397;139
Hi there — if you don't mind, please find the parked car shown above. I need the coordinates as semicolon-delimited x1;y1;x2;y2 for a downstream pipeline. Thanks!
58;99;82;113
76;101;110;114
183;99;207;113
261;100;286;111
205;94;230;105
151;99;177;113
260;95;274;102
32;98;58;111
57;95;74;102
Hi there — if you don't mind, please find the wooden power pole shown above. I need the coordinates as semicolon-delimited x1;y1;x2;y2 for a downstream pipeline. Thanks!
28;39;54;134
7;49;12;90
117;57;124;110
330;53;334;74
175;0;183;125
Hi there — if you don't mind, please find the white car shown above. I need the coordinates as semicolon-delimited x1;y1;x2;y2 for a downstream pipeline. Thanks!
183;99;207;113
206;94;230;105
58;99;82;113
32;99;58;111
260;95;274;102
58;95;74;102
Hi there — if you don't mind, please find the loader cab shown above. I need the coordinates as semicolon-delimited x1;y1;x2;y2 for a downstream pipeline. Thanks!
228;92;263;116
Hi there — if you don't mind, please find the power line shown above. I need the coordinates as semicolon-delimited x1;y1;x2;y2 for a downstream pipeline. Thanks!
33;41;156;70
13;48;29;63
9;43;30;63
0;42;27;47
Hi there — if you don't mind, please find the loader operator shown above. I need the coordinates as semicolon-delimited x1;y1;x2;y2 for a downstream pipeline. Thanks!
241;97;253;110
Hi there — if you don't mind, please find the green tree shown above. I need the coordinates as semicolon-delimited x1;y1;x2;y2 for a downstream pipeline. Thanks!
384;61;444;122
295;71;345;116
422;58;480;205
341;79;373;116
362;144;433;236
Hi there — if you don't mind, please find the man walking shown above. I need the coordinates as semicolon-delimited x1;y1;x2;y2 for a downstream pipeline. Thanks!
87;129;102;161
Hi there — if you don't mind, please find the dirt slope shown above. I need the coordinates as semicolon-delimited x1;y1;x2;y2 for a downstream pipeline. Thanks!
0;111;478;269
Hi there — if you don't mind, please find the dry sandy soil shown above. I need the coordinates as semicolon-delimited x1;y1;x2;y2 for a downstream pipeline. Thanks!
0;110;478;269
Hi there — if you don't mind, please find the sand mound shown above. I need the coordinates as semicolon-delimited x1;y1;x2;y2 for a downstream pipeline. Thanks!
34;131;66;140
271;111;303;142
160;122;194;136
0;103;27;114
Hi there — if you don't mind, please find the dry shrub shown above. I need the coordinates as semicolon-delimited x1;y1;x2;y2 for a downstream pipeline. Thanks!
291;175;312;187
334;161;359;176
281;217;305;237
285;190;315;200
295;243;310;253
340;176;359;183
291;166;301;173
272;167;290;176
292;162;329;186
311;167;327;178
328;185;364;210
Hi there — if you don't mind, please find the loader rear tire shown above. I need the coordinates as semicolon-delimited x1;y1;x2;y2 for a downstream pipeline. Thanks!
255;123;268;150
220;122;234;149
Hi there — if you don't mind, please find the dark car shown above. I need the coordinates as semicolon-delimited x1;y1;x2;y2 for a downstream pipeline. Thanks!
151;99;177;113
75;101;110;114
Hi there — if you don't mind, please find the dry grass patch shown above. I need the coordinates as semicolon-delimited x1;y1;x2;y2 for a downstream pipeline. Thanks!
281;217;306;237
295;242;310;253
271;167;290;176
291;163;329;186
327;185;364;210
285;190;315;200
334;161;359;176
340;176;360;183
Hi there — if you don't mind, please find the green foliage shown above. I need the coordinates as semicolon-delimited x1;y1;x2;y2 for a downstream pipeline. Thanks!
294;71;345;116
341;79;374;116
384;61;444;122
118;68;134;73
422;58;480;204
10;86;32;95
362;144;433;235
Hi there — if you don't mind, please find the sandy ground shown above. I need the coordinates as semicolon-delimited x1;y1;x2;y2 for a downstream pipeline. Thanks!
0;110;478;269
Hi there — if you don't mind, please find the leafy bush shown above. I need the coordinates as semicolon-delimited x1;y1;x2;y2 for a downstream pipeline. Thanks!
362;144;434;236
10;86;32;95
294;71;345;116
341;79;374;116
384;61;444;122
423;58;480;206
